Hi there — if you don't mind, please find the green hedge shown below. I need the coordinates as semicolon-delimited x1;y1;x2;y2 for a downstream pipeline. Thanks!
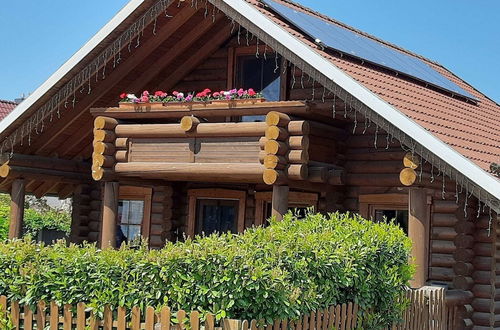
0;212;413;327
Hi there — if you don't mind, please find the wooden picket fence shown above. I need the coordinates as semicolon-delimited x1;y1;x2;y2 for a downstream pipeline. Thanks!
0;287;452;330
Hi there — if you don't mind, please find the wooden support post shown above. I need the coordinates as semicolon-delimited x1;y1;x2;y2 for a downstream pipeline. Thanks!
271;185;289;221
101;182;119;249
8;179;25;239
409;188;429;288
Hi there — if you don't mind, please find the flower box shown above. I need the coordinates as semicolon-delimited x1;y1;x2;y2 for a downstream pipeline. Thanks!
118;102;163;110
210;98;266;106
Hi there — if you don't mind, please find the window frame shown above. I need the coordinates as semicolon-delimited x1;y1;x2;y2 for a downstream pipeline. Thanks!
117;186;152;243
187;188;247;237
359;193;432;288
254;191;319;226
227;46;289;100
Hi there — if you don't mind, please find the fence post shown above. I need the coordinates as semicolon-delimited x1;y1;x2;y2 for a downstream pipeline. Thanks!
223;319;242;330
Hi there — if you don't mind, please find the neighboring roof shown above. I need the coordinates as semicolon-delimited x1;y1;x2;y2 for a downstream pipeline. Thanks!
251;0;500;173
0;100;17;121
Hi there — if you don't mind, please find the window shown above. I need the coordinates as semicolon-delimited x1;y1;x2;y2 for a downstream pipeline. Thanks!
359;193;431;288
116;186;152;246
232;49;282;122
187;189;246;237
254;191;318;226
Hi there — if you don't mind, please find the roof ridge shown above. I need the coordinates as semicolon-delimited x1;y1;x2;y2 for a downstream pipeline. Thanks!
0;99;17;105
264;0;441;65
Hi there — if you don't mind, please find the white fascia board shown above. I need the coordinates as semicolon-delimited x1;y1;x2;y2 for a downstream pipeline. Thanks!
223;0;500;201
0;0;145;134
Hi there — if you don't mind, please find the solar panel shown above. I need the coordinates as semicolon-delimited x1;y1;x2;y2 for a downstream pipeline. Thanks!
261;0;477;101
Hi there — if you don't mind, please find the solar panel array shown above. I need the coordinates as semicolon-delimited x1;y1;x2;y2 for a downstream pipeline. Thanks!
261;0;476;100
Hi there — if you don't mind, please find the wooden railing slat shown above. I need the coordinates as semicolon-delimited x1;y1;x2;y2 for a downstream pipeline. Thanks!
117;306;126;330
49;301;59;330
145;306;156;330
24;305;33;330
161;306;171;330
177;309;186;330
36;301;47;329
76;302;86;330
190;310;200;330
334;305;341;330
11;301;20;329
63;304;72;330
131;306;141;330
103;305;113;330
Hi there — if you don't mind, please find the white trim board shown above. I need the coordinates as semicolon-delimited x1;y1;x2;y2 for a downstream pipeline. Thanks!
220;0;500;206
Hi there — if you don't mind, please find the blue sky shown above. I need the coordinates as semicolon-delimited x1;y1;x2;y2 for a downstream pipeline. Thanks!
1;0;499;103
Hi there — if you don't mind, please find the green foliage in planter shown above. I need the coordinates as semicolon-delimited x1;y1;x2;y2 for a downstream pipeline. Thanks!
0;212;413;328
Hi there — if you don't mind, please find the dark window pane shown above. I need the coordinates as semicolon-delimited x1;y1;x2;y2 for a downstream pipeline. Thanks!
196;199;238;235
375;209;409;235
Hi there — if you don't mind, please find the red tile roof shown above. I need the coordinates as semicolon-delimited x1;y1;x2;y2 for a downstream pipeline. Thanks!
0;100;16;121
251;0;500;173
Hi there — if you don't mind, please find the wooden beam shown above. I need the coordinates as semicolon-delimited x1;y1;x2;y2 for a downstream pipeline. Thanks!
127;10;224;92
271;185;289;221
0;164;89;183
0;153;90;173
114;162;264;183
409;188;430;288
101;181;119;249
27;3;199;156
8;179;25;239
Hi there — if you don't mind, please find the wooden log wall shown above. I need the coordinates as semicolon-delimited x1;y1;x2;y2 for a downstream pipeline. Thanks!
150;185;174;248
70;183;102;243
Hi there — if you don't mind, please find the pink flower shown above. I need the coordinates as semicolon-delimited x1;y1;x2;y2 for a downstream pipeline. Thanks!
176;92;184;100
196;92;204;98
230;89;237;94
185;94;193;102
140;95;149;103
160;92;168;98
172;91;179;96
154;91;164;97
203;88;211;93
237;88;244;97
248;88;256;96
142;90;150;96
225;94;231;100
212;92;220;97
120;93;127;99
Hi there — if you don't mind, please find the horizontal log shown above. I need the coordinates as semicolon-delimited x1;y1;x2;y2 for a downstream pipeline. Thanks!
115;138;129;149
287;164;308;181
472;312;500;327
472;271;500;285
472;299;500;314
92;153;115;168
455;221;475;234
403;152;420;169
308;166;328;183
429;266;454;281
344;150;406;161
474;243;493;257
431;240;456;254
307;120;347;140
453;248;475;262
263;169;286;185
92;166;113;181
114;162;264;183
93;129;116;143
431;227;457;240
287;150;309;164
288;121;310;135
88;232;99;242
89;211;100;222
288;135;309;150
115;150;128;163
115;122;268;138
343;160;403;174
472;285;500;299
453;262;473;276
93;142;116;155
473;256;493;271
265;126;289;140
0;164;88;183
94;116;119;130
454;234;474;249
180;116;200;132
328;169;344;186
430;253;455;267
433;200;459;213
263;154;286;170
265;111;290;127
264;140;288;156
432;213;458;227
452;276;474;290
0;153;90;173
474;229;495;243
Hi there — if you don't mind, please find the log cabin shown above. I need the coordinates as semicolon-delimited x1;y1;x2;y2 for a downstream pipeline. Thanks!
1;0;499;328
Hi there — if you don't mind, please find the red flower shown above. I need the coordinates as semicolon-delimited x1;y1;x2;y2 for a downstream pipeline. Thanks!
120;93;127;99
248;88;256;96
213;92;220;97
203;88;211;93
196;92;204;98
154;91;164;97
142;90;150;96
